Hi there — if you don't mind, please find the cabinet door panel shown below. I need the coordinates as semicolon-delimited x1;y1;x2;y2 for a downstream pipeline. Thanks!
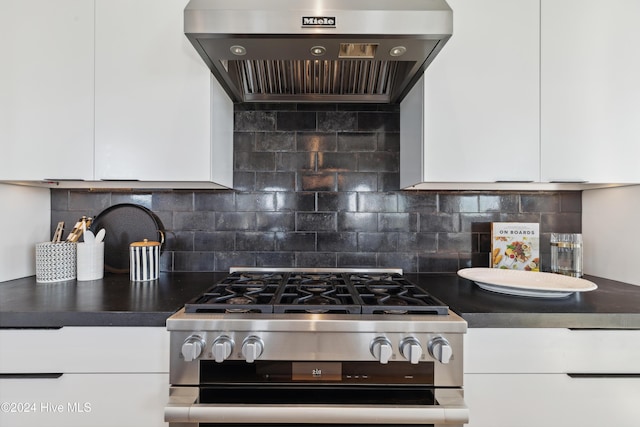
95;0;212;181
465;373;640;427
565;329;640;372
0;327;169;373
464;328;569;373
420;0;540;183
465;328;640;373
0;0;94;181
541;0;640;183
0;373;168;427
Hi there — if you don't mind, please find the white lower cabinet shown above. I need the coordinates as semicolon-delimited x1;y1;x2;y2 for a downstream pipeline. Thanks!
465;373;640;427
0;373;168;427
464;328;640;427
0;327;169;427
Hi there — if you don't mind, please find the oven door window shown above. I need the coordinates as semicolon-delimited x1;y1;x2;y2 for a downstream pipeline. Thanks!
199;361;436;405
201;384;435;405
201;424;434;427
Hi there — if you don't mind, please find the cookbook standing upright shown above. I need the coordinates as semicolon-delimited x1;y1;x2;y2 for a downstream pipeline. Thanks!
491;222;540;271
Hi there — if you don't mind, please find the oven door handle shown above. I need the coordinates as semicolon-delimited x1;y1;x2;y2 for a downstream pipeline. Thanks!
165;387;468;425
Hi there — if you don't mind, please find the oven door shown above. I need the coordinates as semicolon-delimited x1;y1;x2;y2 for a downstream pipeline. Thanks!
165;386;467;426
165;361;468;426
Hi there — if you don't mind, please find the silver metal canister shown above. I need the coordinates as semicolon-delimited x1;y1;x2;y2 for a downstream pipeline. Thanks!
129;239;160;281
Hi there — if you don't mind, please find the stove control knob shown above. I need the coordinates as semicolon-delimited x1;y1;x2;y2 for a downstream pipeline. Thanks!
370;337;393;364
400;337;423;364
181;335;205;362
428;336;453;364
241;336;264;363
212;335;234;363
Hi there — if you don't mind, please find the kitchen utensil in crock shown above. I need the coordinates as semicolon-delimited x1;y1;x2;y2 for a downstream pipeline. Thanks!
66;216;92;243
83;229;95;244
51;221;65;243
94;228;106;244
90;204;164;274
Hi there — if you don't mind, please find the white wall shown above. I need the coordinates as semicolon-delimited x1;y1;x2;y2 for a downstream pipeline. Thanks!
0;183;50;282
583;185;640;286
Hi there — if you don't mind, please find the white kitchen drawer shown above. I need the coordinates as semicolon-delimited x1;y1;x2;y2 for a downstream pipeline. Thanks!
465;328;640;373
0;327;169;373
465;373;640;427
0;373;168;427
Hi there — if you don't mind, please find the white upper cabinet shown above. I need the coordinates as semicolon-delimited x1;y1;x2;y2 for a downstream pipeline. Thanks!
541;0;640;184
1;0;232;188
0;0;94;181
94;0;233;186
401;0;540;187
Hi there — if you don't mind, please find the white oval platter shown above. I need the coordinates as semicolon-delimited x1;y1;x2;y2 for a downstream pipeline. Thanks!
457;268;598;298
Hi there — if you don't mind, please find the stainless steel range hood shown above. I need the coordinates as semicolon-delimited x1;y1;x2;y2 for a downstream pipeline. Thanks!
184;0;452;104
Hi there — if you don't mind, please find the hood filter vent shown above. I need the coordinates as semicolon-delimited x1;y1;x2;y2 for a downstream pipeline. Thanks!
185;0;452;103
233;60;404;102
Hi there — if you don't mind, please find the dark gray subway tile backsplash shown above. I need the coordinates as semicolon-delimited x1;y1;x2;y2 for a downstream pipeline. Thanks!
50;104;582;273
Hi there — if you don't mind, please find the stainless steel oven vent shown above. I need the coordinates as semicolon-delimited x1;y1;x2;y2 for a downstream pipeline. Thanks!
185;0;452;104
233;59;402;102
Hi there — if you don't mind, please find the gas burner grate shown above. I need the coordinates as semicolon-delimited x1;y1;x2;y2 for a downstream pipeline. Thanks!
184;272;284;313
349;274;449;315
274;273;361;314
184;271;449;315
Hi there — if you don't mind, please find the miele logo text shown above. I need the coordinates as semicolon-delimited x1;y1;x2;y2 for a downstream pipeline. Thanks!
302;17;336;27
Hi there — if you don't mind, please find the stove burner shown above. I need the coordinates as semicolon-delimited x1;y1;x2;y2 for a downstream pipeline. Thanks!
295;283;342;313
304;296;333;305
365;281;403;294
376;295;410;314
301;297;334;313
227;296;255;305
271;273;361;314
222;293;258;313
368;286;426;311
220;284;266;306
364;281;421;312
363;274;395;281
350;274;450;315
242;279;267;287
380;296;408;306
299;279;332;293
239;273;282;281
228;284;267;294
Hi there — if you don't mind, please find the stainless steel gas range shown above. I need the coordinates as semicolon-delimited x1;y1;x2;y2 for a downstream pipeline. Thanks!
165;268;468;426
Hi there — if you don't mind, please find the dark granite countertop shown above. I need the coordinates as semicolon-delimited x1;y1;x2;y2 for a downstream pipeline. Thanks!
0;272;227;327
1;272;640;329
407;273;640;329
